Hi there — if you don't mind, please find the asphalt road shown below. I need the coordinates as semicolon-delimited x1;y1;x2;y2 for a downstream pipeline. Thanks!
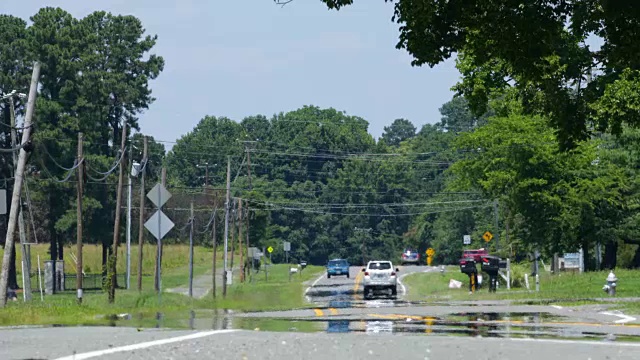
3;326;640;360
304;265;431;308
4;264;640;359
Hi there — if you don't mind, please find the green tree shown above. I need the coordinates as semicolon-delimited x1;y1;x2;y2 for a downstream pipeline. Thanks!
317;1;640;148
380;118;416;146
18;7;163;273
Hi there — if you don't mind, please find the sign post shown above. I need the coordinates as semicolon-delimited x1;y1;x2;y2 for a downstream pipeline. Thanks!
267;245;273;264
144;183;174;304
283;241;291;264
426;248;435;266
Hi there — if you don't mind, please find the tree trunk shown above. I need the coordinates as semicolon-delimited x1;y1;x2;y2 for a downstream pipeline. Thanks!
582;241;591;271
51;231;58;293
102;240;109;285
632;246;640;269
7;244;18;290
602;242;617;270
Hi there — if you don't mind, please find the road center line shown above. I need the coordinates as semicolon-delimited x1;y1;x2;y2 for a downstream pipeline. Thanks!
314;309;324;316
53;330;238;360
353;271;363;296
329;308;338;315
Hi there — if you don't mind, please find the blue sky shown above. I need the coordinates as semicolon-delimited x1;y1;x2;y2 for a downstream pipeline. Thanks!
3;1;460;144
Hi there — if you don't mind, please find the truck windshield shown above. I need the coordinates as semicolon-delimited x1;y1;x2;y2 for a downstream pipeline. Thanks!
368;262;391;270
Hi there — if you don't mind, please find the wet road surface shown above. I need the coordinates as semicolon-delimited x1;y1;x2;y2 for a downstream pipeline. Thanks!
5;265;640;359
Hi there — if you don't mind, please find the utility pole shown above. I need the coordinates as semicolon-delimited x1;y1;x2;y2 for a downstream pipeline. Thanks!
230;200;236;270
76;133;84;303
108;120;128;303
244;142;253;281
9;94;32;302
188;201;194;298
155;168;167;291
238;199;244;283
222;157;231;298
245;200;250;282
137;136;147;291
212;199;218;299
0;62;40;307
126;143;133;289
493;199;500;252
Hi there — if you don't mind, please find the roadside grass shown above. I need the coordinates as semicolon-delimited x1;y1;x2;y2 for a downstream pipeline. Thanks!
0;243;210;277
0;260;322;327
403;266;640;302
211;264;323;311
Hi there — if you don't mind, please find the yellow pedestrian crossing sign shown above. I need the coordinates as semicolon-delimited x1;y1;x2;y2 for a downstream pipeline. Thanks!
426;248;435;256
267;246;274;253
483;231;493;242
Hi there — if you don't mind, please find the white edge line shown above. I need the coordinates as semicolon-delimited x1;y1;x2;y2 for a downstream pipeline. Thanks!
54;329;238;360
509;337;640;347
550;305;563;309
304;272;326;302
601;311;637;324
398;274;408;296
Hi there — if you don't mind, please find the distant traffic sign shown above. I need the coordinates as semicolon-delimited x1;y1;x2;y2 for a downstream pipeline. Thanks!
463;235;471;245
283;241;291;252
483;231;493;242
144;210;175;240
426;248;435;256
146;183;171;208
267;246;274;253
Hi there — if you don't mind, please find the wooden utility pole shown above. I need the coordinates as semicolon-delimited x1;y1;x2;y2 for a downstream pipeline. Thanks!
212;198;218;299
188;201;194;298
238;200;244;282
0;62;40;307
9;95;31;301
244;143;252;281
76;133;84;303
155;168;167;291
230;199;236;270
222;157;231;298
137;136;147;291
108;121;128;303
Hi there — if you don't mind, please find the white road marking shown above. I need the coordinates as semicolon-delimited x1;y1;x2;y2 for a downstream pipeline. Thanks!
509;337;640;347
398;274;408;296
550;305;563;309
601;311;637;324
54;330;238;360
304;272;326;302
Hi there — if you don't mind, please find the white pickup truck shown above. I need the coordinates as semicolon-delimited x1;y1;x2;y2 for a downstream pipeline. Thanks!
362;260;399;299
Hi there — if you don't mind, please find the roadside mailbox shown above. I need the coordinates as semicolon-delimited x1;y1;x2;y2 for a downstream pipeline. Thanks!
481;256;501;293
459;257;479;293
459;258;477;274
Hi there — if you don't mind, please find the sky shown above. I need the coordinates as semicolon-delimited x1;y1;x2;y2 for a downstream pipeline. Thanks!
2;1;460;145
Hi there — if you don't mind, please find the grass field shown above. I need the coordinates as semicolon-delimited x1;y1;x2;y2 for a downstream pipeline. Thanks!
0;243;207;276
403;266;640;302
0;244;323;327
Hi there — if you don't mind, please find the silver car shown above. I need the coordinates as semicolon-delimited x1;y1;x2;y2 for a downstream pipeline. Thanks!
362;260;399;299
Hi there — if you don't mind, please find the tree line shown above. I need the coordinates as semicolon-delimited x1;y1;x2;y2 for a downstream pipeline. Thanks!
2;4;640;295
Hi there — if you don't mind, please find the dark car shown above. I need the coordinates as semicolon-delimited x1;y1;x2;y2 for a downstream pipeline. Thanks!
401;249;420;265
327;258;350;278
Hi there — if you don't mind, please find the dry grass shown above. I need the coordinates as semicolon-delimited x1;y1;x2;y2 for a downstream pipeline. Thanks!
1;244;220;276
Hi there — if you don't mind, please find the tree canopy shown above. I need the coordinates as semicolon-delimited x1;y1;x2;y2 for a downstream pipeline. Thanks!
316;1;640;149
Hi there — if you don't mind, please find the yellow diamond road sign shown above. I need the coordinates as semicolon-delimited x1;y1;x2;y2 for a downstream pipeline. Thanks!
267;246;274;253
426;248;435;256
483;231;493;242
